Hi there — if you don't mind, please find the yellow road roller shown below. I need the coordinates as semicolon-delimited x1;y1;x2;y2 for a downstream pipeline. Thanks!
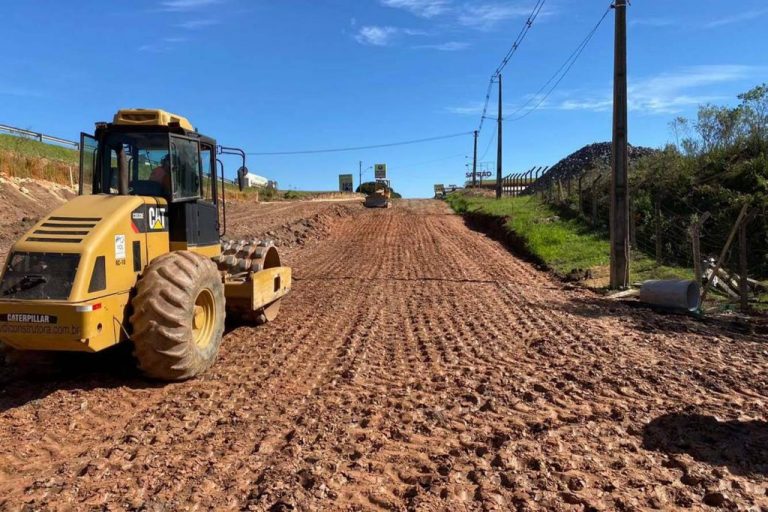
0;109;290;380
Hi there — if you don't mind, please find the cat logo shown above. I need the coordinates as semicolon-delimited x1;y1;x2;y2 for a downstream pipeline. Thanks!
148;207;166;230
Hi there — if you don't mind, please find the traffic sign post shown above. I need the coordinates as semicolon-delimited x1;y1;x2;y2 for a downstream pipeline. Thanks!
338;174;354;193
374;163;387;180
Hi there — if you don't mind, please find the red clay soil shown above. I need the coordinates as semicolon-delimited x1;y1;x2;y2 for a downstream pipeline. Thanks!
0;199;767;511
0;176;75;263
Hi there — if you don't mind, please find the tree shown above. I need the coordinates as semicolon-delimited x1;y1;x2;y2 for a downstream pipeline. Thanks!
356;181;402;198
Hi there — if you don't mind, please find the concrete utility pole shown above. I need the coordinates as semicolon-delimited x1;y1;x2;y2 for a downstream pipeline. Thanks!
472;130;478;187
358;161;362;190
610;0;630;289
495;75;503;199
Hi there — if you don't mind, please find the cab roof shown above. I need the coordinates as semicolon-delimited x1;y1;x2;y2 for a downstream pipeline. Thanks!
113;109;194;131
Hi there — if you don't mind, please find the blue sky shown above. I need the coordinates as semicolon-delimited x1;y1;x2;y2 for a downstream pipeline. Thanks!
2;0;766;197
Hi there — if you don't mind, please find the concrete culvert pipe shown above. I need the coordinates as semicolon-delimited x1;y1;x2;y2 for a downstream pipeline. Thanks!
639;279;701;312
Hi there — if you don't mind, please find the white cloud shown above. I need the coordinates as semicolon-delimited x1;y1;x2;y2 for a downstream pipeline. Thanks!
175;19;219;29
417;41;470;51
703;8;768;28
457;3;537;29
553;65;761;115
380;0;452;18
139;36;189;53
354;26;399;46
353;25;430;46
444;102;486;115
160;0;220;12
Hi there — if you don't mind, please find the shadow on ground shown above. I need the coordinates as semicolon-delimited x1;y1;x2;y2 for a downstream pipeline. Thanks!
642;412;768;476
0;321;249;413
559;295;767;342
0;341;161;413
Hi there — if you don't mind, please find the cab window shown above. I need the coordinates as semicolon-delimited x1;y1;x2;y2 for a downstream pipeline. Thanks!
200;144;214;202
170;136;201;200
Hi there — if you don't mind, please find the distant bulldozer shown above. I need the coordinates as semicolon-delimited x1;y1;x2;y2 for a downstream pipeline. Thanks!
364;180;392;208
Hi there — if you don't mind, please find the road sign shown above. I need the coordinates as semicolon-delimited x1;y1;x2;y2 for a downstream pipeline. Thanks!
465;171;492;178
338;174;354;192
374;163;387;180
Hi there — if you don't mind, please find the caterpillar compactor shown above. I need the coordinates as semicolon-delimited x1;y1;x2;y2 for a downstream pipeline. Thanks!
364;179;392;208
0;109;291;380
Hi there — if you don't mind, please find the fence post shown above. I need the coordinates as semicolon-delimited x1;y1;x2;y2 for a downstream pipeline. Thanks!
690;212;711;286
654;199;662;264
701;204;749;301
739;215;749;312
591;175;602;226
629;198;636;249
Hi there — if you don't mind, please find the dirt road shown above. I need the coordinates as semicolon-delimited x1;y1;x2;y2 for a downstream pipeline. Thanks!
1;199;766;511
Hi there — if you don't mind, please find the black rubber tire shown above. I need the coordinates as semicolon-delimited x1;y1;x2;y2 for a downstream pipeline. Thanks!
130;251;225;381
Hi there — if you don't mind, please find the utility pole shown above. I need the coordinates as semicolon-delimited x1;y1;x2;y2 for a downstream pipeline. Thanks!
472;130;478;187
495;75;503;199
609;0;629;289
358;161;362;191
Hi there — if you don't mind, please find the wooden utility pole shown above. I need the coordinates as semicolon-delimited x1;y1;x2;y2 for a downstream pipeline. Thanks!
472;130;478;187
358;161;362;190
610;0;630;288
689;212;710;288
496;75;503;200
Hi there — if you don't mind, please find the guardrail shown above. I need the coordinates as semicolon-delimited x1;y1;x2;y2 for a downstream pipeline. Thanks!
0;123;79;149
1;123;246;186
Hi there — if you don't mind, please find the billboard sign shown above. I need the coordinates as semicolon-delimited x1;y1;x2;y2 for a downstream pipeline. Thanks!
434;184;445;195
374;163;387;180
465;171;493;178
338;174;354;192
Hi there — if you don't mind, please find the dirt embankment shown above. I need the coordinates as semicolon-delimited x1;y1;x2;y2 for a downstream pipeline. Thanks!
225;199;364;258
0;176;364;263
0;199;766;510
0;174;76;262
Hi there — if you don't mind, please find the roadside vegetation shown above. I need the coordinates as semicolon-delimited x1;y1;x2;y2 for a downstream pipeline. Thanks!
0;134;78;185
588;84;767;278
448;84;767;308
447;194;692;287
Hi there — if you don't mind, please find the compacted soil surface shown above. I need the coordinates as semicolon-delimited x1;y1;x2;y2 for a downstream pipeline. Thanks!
0;199;766;511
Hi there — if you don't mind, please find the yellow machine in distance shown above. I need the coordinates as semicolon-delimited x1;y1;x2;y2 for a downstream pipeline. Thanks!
364;179;393;208
0;109;291;380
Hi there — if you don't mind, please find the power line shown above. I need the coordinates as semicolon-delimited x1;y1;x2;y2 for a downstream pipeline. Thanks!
480;131;497;161
506;3;612;122
245;131;472;155
477;0;547;133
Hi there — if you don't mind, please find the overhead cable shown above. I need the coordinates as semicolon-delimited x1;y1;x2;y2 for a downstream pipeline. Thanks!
245;132;472;155
506;4;612;122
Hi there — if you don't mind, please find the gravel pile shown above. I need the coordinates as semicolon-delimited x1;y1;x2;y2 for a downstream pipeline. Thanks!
544;142;657;182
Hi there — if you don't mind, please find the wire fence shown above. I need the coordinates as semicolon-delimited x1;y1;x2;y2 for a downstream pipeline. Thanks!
513;166;767;312
0;123;79;149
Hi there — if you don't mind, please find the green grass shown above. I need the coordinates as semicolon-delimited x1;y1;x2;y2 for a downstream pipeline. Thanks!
447;193;693;287
0;134;78;164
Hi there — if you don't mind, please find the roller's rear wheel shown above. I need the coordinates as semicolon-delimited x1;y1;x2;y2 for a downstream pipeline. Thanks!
130;251;225;381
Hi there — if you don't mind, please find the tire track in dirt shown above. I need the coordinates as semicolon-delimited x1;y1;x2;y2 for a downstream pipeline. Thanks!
0;199;767;511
